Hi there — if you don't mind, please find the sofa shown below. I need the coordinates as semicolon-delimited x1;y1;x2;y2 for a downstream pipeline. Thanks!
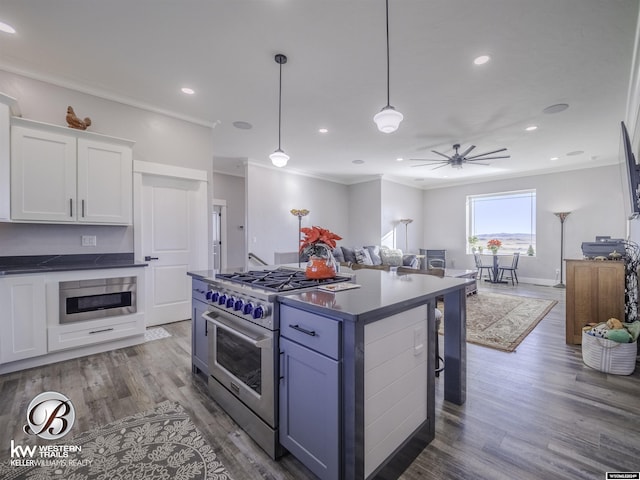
332;245;421;271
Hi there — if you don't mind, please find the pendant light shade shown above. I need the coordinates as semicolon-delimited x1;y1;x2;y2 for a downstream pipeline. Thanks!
374;106;404;133
271;53;289;167
269;149;289;168
374;0;403;133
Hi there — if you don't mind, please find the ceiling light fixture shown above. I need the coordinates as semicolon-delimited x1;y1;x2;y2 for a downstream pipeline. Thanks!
270;53;289;168
543;103;569;114
0;21;16;34
525;125;538;131
373;0;403;133
318;128;328;134
396;157;404;162
550;156;559;161
233;121;253;130
181;87;195;95
473;55;491;65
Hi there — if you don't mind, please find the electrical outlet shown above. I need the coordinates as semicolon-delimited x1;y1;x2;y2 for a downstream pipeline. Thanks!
81;235;97;247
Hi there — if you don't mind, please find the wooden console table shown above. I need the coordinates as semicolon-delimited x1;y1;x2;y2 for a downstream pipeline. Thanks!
565;259;625;344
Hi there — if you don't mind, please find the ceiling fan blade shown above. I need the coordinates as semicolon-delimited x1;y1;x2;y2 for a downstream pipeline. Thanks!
431;163;450;170
459;145;476;158
430;150;453;160
467;155;510;161
464;161;491;166
409;158;447;162
410;161;448;168
465;148;507;160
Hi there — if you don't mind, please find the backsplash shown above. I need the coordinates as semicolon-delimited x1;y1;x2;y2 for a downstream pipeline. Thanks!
0;223;133;255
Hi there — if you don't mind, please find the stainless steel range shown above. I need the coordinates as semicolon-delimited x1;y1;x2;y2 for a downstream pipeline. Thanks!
196;267;350;459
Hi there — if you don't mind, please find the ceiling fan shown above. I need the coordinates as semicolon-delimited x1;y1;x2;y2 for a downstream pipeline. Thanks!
410;143;510;169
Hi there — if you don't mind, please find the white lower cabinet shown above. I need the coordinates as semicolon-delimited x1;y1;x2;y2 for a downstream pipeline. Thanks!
0;275;47;363
47;315;145;352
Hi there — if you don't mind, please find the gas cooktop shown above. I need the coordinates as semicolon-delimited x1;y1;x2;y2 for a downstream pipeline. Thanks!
215;267;351;292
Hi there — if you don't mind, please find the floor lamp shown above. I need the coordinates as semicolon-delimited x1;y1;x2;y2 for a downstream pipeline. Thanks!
554;212;571;288
400;218;413;253
290;209;309;267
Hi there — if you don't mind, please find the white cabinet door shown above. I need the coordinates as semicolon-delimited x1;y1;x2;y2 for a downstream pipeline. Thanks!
11;126;77;222
77;138;132;224
0;275;47;364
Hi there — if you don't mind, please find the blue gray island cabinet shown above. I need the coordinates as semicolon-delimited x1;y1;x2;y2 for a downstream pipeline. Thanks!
277;268;469;480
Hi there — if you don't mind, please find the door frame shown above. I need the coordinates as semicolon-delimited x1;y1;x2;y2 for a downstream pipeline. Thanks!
212;198;228;272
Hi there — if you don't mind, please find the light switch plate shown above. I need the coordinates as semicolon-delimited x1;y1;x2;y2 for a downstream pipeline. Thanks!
81;235;97;247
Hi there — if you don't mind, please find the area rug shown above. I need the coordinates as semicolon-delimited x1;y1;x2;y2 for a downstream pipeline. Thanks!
144;326;172;342
439;292;557;352
0;401;232;479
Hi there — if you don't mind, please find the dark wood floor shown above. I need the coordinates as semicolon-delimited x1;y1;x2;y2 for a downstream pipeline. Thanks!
1;282;639;479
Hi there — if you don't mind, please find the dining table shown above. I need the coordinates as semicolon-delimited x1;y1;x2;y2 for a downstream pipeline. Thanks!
481;253;511;284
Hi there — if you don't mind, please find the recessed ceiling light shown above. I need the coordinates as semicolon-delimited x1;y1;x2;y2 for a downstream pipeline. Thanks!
318;128;328;134
0;21;16;34
181;87;195;95
550;156;559;161
525;125;538;131
352;159;365;165
543;103;569;114
567;150;584;156
473;55;491;65
232;121;252;130
396;157;404;162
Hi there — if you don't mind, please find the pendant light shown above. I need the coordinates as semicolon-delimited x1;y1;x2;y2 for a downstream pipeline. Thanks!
270;53;289;168
373;0;403;133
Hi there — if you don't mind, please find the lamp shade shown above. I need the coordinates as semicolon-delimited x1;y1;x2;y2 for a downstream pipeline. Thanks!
373;106;403;133
270;149;289;168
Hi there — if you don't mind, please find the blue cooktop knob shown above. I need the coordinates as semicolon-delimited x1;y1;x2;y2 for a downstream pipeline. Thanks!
211;291;220;302
226;296;236;308
243;302;254;315
218;294;227;305
234;299;244;311
252;305;265;319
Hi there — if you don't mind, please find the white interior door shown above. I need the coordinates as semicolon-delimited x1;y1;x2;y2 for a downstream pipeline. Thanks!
134;162;208;326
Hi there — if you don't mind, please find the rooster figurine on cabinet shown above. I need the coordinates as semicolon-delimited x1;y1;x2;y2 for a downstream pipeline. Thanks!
66;106;92;130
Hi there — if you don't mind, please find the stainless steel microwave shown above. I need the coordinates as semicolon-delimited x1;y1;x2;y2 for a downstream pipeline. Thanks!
59;276;137;324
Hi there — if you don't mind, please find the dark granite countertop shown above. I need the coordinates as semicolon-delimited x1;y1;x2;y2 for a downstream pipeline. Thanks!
278;267;471;323
0;253;147;275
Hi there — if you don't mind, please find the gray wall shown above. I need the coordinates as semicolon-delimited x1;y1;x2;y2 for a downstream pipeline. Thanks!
381;179;424;253
347;179;382;247
246;163;350;265
212;172;246;269
0;70;213;256
423;164;627;282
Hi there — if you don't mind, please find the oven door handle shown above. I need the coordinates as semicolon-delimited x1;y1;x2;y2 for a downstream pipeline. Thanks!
202;311;271;348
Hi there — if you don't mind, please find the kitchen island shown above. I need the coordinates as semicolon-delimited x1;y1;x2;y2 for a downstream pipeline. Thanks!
277;267;469;480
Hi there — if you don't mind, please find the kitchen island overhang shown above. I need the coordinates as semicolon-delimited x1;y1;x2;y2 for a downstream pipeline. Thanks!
276;267;469;479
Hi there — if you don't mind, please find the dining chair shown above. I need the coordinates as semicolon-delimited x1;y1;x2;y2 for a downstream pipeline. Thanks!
473;252;493;281
498;252;520;285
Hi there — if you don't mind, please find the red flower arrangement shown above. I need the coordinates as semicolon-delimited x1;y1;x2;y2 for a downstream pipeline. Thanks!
300;226;342;257
487;238;502;252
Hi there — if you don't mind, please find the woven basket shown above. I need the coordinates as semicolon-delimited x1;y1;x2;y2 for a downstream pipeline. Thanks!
582;331;637;375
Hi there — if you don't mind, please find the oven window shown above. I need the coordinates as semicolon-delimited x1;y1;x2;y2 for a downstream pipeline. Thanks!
67;292;132;314
216;328;262;395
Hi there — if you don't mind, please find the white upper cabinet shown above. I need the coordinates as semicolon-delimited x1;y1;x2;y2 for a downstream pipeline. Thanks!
8;117;134;225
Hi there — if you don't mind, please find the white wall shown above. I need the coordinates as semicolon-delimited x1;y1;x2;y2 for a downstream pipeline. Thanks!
424;165;626;282
212;172;246;269
381;179;424;253
0;70;213;256
347;179;382;247
246;163;349;265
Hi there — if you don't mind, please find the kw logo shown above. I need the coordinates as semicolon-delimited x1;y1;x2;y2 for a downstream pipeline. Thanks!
10;441;37;458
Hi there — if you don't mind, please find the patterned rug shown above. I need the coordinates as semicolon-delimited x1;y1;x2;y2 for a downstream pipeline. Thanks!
144;326;172;342
0;401;232;479
439;292;557;352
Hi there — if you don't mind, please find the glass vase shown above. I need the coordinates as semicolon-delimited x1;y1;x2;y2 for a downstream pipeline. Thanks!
305;249;337;279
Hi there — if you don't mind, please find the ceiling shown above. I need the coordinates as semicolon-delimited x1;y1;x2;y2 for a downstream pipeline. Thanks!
0;0;638;188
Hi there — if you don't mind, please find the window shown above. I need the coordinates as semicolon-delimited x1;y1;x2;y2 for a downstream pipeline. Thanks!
467;189;536;255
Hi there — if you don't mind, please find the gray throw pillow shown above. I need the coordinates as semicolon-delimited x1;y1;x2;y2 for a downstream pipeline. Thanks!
355;247;373;265
380;247;403;266
341;246;357;263
332;247;345;263
403;254;418;268
365;245;382;265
